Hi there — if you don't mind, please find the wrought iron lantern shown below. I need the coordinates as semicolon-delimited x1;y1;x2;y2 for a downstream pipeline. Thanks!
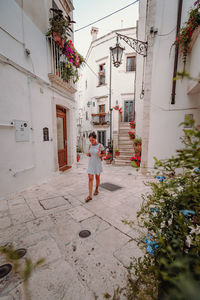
110;37;125;68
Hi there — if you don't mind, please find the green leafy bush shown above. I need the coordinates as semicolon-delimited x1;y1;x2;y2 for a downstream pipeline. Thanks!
127;119;200;299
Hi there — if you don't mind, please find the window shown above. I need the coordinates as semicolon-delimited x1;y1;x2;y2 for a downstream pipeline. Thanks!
97;131;106;146
93;102;95;107
99;105;105;113
98;64;105;85
86;111;89;120
99;105;105;124
126;56;136;72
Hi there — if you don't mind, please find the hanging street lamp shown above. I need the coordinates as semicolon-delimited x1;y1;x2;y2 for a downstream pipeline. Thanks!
110;36;125;68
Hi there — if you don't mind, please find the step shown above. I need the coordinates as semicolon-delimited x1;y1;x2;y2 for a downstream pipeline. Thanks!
118;146;134;150
118;150;134;155
114;159;132;166
117;155;133;161
118;142;134;147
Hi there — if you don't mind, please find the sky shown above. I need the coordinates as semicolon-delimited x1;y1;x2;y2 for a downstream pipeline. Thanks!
73;0;139;57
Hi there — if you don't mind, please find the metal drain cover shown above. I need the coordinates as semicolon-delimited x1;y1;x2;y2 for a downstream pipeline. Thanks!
0;264;12;279
14;248;27;259
79;230;91;238
100;182;122;192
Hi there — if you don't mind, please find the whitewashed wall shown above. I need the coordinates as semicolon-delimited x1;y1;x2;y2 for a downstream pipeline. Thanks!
78;27;136;152
0;0;76;197
136;0;200;170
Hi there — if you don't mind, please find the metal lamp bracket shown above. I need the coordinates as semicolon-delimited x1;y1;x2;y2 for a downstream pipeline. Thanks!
116;33;148;57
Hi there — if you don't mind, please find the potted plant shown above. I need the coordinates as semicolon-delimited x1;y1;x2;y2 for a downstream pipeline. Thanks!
134;137;142;153
114;149;120;157
46;8;75;46
104;154;112;164
128;131;135;139
77;154;80;162
130;155;141;167
129;121;135;129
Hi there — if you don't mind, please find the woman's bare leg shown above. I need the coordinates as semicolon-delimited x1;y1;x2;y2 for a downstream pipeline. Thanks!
95;175;100;191
88;174;94;198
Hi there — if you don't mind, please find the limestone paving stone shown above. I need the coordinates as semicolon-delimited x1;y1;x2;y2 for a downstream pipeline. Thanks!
0;217;11;229
39;196;72;210
114;240;144;268
65;238;127;299
67;206;94;222
80;215;111;235
9;206;35;225
95;227;131;253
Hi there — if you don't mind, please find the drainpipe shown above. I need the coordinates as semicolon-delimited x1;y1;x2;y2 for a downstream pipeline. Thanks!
171;0;183;104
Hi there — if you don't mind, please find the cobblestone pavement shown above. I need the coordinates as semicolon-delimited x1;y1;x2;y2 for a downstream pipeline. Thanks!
0;156;152;300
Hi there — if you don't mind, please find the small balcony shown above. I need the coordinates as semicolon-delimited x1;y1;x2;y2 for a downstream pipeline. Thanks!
48;37;77;94
91;113;110;126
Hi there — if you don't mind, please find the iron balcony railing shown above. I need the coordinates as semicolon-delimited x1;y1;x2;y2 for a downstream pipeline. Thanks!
48;37;75;86
91;113;110;125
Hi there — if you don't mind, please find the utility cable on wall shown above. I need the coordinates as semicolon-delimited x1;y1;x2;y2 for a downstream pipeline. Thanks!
75;0;139;32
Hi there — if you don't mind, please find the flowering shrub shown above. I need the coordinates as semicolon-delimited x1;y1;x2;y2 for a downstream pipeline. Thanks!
128;131;135;139
130;155;141;167
63;40;84;68
174;1;200;63
129;121;135;129
125;119;200;299
103;154;112;160
113;105;119;110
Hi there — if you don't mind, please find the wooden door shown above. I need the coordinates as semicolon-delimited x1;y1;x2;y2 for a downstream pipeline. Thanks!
56;106;67;168
124;100;134;122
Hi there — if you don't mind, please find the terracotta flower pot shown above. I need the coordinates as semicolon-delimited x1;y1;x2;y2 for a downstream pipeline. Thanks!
59;38;65;49
53;32;61;44
135;143;142;152
106;159;111;164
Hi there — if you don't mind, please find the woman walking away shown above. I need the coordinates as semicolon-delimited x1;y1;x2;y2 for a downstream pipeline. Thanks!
85;132;106;202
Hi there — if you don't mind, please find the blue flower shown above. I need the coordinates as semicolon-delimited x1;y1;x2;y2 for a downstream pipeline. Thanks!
156;176;166;182
150;207;158;213
146;245;154;255
180;210;195;217
144;234;159;255
194;167;199;173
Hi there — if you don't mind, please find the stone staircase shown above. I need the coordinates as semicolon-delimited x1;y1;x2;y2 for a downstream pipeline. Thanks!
114;122;134;166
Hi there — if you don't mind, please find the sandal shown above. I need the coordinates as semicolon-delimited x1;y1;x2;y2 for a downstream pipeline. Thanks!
85;196;92;203
94;189;99;196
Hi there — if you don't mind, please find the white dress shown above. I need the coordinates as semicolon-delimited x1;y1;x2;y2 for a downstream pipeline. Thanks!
87;143;105;175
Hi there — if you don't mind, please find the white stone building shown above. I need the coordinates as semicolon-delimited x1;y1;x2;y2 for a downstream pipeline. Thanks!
0;0;77;197
78;27;137;155
135;0;200;171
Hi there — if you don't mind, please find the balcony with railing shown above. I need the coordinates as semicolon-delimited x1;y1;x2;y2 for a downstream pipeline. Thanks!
48;37;77;94
91;113;110;126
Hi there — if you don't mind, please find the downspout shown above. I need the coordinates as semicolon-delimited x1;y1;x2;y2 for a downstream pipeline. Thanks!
171;0;183;104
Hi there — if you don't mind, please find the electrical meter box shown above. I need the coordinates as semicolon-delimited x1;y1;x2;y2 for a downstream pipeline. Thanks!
14;120;29;142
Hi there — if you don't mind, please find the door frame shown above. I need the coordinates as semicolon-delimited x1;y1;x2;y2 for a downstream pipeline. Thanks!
56;105;67;169
123;100;135;122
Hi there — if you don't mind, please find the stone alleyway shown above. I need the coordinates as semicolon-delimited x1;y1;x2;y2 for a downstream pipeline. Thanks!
0;156;152;300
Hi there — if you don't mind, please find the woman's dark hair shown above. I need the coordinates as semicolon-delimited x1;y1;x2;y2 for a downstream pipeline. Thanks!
89;132;97;139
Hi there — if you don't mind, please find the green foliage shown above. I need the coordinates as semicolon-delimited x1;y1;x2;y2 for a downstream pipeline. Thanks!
134;137;142;145
46;8;75;38
59;61;79;83
126;119;200;299
173;2;200;64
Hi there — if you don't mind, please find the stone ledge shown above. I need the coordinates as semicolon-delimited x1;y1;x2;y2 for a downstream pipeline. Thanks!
48;73;77;94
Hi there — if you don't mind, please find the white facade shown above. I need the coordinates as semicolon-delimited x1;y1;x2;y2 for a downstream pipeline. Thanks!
77;27;137;152
0;0;77;197
135;0;200;171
